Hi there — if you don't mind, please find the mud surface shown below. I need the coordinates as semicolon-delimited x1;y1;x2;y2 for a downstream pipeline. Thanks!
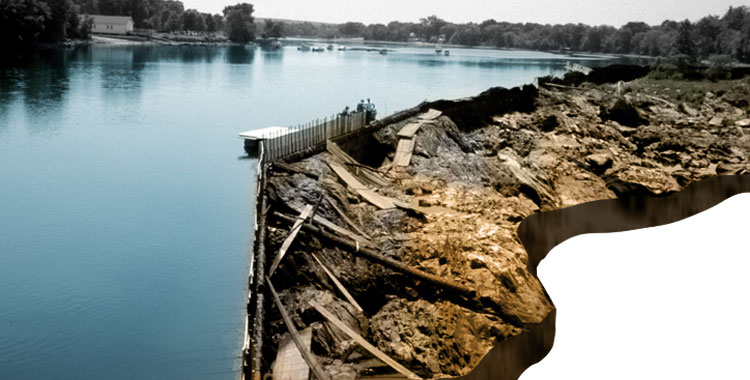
260;70;750;379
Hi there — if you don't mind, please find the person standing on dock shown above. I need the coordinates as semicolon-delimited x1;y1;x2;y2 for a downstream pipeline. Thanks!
365;98;377;123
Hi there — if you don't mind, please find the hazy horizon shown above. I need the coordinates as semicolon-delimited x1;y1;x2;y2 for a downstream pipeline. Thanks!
181;0;745;27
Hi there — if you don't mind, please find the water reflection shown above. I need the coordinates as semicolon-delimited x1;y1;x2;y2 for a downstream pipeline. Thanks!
19;50;70;135
0;69;22;129
388;54;572;70
88;48;145;92
225;46;255;65
169;46;222;63
262;49;283;63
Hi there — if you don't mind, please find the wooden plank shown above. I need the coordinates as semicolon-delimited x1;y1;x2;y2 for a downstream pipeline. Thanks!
272;162;320;180
327;141;389;188
309;301;422;380
272;328;313;380
392;138;415;167
327;161;396;209
288;202;371;246
322;194;372;240
269;205;314;276
396;123;422;138
274;212;483;306
309;252;363;313
268;278;332;380
417;109;442;121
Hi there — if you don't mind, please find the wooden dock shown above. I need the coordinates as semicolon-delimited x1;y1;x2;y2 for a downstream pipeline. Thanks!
240;126;293;141
239;112;367;160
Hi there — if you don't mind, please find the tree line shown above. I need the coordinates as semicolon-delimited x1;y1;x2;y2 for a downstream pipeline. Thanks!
3;2;749;63
270;6;750;63
1;0;257;50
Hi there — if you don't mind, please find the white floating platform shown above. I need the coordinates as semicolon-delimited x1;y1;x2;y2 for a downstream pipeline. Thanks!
239;126;292;140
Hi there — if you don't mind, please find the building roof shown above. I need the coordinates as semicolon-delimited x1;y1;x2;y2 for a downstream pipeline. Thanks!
83;15;134;25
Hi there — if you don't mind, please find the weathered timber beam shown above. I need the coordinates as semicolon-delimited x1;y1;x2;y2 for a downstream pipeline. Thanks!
273;212;475;299
267;278;332;380
271;162;320;180
309;300;421;380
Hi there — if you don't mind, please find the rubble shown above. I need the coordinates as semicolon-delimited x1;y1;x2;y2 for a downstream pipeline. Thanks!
261;71;750;379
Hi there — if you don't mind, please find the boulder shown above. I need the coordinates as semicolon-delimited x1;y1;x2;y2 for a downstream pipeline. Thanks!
585;153;613;174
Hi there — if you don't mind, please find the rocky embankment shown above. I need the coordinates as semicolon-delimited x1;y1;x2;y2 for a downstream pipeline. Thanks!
260;66;750;379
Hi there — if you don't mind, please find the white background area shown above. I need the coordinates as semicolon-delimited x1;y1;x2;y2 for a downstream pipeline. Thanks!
521;193;750;380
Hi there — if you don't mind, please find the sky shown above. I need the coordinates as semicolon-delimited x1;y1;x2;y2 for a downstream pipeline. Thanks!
182;0;744;26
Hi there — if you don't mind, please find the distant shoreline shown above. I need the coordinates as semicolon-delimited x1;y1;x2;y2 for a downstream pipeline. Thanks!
51;35;652;63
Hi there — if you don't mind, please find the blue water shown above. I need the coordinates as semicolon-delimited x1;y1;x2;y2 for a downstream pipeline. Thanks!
0;44;618;380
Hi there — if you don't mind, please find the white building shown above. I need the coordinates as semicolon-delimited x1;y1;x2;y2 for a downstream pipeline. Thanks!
84;15;135;35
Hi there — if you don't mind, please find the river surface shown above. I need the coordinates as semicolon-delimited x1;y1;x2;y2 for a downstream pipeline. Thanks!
0;43;620;380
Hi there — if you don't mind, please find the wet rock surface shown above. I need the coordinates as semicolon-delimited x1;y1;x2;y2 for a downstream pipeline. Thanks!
261;72;750;379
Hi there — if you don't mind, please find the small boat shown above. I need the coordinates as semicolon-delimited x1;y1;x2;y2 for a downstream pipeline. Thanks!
327;44;334;50
297;44;311;51
379;49;388;55
312;46;325;52
435;49;442;54
337;46;347;51
443;50;450;56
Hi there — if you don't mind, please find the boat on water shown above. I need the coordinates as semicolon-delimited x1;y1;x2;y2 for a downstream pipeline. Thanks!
435;49;442;54
312;46;325;52
297;44;311;51
337;46;347;51
444;50;450;56
327;44;334;50
379;49;388;55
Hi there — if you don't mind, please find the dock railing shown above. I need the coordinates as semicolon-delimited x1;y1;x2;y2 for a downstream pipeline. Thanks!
262;111;367;161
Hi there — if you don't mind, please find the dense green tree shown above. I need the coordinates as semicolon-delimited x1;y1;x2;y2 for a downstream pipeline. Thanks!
439;23;457;43
268;22;282;38
722;6;748;30
385;21;411;41
419;15;446;41
364;23;389;41
1;0;51;49
203;12;215;32
450;23;482;46
179;8;204;31
39;0;74;42
339;21;365;37
223;3;254;43
695;16;724;57
213;14;224;32
675;19;696;60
